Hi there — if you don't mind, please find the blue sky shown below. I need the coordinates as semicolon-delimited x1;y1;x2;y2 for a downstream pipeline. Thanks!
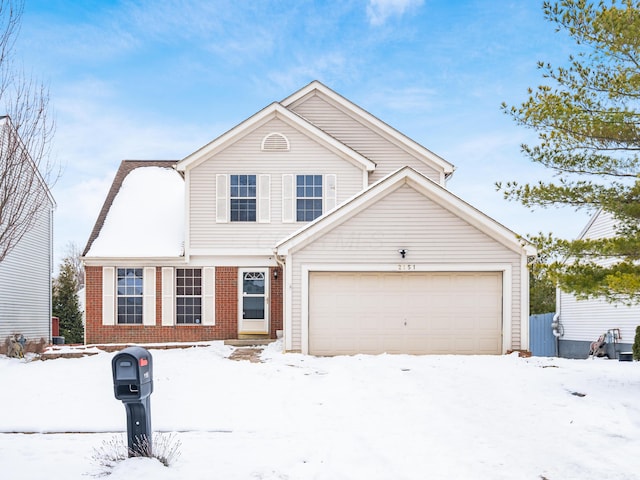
15;0;590;267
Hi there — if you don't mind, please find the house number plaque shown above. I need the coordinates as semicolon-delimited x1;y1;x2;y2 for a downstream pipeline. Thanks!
397;264;416;271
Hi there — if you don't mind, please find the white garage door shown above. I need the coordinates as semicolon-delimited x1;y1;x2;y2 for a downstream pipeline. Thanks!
309;271;503;355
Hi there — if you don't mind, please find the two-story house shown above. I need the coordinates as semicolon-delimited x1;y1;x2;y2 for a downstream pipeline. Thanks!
82;81;535;355
0;116;56;349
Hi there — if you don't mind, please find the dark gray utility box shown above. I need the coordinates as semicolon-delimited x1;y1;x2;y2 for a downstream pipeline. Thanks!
619;351;633;362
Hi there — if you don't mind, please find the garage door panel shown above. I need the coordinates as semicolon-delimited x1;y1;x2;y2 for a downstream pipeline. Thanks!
309;271;502;355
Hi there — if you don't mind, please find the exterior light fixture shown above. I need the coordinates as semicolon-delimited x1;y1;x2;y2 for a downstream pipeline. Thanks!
398;249;408;259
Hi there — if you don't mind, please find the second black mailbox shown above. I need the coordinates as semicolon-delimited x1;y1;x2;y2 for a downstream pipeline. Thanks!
112;346;153;401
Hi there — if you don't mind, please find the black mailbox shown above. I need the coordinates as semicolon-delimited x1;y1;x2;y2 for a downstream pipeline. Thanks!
112;346;153;456
112;346;153;401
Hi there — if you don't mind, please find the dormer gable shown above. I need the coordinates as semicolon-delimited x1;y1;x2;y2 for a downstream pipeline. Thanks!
176;102;375;173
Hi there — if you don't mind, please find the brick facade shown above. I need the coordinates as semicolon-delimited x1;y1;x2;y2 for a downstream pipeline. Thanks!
85;265;283;345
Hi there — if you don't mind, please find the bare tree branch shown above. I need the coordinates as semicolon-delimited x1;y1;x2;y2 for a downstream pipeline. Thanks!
0;0;57;263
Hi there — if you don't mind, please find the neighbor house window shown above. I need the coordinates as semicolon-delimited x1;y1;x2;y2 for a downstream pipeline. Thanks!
176;268;202;324
117;268;143;324
230;174;257;222
296;175;323;221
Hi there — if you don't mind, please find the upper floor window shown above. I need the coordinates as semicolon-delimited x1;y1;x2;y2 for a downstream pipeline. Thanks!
116;268;143;324
176;268;202;324
230;174;257;222
296;175;323;221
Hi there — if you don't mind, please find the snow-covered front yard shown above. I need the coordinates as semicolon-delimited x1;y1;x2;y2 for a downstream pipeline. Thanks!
1;341;639;479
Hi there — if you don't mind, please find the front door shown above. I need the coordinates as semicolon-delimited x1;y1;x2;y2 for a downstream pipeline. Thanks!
238;268;269;334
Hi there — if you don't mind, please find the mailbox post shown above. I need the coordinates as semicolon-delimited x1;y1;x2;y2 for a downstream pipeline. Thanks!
112;346;153;456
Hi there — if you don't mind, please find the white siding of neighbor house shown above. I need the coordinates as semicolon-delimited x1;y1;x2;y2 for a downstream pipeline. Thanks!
188;118;365;251
289;94;442;184
581;209;616;240
558;209;640;343
558;290;639;343
286;184;523;352
0;204;53;342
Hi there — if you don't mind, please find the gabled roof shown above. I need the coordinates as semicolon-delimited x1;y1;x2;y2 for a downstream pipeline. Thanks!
0;116;56;208
577;208;617;241
82;160;180;257
176;102;376;172
276;166;535;256
281;81;455;178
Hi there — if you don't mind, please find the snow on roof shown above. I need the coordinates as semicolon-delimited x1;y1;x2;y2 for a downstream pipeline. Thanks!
86;166;184;257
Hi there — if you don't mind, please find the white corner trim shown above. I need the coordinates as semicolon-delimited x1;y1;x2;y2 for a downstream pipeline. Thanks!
284;259;294;352
519;255;530;351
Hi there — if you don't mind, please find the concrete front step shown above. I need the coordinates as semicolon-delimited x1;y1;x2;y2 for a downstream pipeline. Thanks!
224;338;276;347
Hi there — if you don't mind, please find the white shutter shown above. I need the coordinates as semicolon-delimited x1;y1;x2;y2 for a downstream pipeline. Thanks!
282;174;295;223
143;267;156;326
202;267;215;325
102;267;115;326
162;267;174;326
216;174;228;223
325;174;337;213
258;174;271;223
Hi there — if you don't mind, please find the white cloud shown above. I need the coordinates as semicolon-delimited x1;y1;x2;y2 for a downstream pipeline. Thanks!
366;0;424;26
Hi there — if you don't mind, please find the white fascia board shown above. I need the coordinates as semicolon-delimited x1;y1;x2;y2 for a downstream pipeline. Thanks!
282;81;454;176
82;257;186;267
177;102;375;173
187;249;279;266
177;102;279;171
276;166;534;257
576;208;602;240
401;170;536;256
84;253;279;268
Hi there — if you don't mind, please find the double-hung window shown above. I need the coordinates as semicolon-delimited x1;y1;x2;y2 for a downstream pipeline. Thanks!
296;175;323;221
230;174;257;222
176;268;202;324
116;268;143;324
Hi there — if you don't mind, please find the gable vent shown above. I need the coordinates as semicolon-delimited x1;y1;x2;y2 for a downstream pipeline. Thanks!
262;132;290;152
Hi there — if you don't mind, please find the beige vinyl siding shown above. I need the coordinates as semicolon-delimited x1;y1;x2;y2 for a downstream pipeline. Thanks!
189;118;364;250
0;204;53;341
290;94;441;184
287;184;522;351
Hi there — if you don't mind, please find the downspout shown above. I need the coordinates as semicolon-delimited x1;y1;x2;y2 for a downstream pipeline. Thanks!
551;287;564;357
273;250;286;346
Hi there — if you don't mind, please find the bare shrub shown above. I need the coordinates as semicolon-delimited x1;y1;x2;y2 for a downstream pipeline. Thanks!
91;432;181;476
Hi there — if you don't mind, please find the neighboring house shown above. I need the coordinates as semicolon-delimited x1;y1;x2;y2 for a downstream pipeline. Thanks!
82;81;535;355
0;116;56;347
556;209;638;358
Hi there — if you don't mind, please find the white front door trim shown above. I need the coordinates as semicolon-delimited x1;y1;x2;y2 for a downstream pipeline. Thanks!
238;267;270;334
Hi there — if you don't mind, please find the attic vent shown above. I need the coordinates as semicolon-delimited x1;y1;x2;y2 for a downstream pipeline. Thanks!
262;132;290;152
